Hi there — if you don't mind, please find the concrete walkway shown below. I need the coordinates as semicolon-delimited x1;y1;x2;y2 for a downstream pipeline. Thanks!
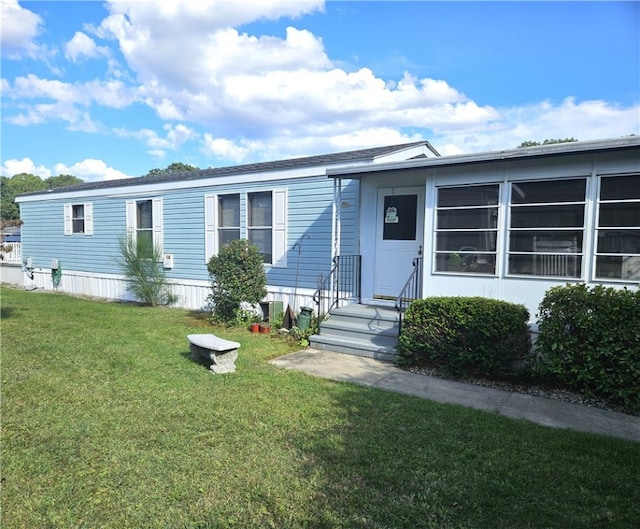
270;348;640;443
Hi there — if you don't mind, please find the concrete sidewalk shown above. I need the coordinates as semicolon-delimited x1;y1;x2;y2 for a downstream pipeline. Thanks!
270;349;640;443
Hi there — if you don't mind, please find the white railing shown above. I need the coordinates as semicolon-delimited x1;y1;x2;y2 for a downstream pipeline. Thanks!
1;242;22;265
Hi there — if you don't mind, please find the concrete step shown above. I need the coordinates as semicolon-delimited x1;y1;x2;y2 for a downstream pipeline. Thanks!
310;304;400;361
309;334;398;363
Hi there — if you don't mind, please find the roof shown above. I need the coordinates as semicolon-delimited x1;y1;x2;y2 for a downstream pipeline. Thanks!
327;136;640;177
17;140;438;199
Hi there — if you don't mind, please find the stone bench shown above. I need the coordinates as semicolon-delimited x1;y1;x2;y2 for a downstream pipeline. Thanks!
187;334;240;374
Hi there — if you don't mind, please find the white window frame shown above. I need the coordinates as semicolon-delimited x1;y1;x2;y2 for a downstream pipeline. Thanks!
433;183;500;276
204;189;287;268
506;177;586;279
126;198;163;252
64;202;93;235
593;173;640;282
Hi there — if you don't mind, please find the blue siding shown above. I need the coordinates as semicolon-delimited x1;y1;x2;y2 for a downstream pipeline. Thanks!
19;174;360;293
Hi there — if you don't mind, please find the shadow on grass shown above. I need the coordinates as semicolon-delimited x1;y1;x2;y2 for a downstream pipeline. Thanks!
282;383;640;529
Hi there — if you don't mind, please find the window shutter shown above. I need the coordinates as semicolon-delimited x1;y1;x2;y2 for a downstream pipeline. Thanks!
152;198;163;254
125;200;136;239
204;194;217;263
64;204;72;235
84;202;93;235
272;189;287;268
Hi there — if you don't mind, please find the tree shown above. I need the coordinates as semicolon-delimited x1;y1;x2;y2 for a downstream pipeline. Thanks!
146;162;199;176
45;174;84;189
0;173;47;220
517;138;578;148
1;173;85;220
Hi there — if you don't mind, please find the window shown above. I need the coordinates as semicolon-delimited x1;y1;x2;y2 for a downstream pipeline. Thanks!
435;184;499;274
248;191;273;263
126;198;162;255
204;190;286;267
595;174;640;281
507;179;585;278
64;203;93;235
218;194;240;248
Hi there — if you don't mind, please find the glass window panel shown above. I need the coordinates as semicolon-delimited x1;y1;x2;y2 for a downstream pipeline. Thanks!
598;203;640;227
137;200;153;230
72;204;85;233
600;174;640;201
435;252;496;274
509;231;582;253
509;253;581;277
438;208;498;229
219;194;240;227
248;229;272;263
596;255;640;280
511;204;584;228
438;185;499;207
383;194;417;240
436;231;496;252
511;179;585;204
249;192;272;227
597;230;640;254
219;229;240;248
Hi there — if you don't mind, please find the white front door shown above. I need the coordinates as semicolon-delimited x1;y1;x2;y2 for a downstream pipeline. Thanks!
373;187;425;299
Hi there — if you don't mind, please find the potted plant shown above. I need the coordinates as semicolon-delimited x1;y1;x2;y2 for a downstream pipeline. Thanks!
259;322;271;334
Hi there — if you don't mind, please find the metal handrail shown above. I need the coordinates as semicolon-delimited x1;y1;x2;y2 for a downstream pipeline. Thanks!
395;257;423;333
313;255;361;328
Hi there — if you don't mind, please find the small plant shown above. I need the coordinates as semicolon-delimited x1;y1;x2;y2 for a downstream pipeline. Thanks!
207;239;267;324
116;233;177;306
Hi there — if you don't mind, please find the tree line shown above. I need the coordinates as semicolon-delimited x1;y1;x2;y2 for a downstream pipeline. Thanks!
1;163;199;221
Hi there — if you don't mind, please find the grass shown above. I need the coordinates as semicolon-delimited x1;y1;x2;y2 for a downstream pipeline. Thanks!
1;286;639;529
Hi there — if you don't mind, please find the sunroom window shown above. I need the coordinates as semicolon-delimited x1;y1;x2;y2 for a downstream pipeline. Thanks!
595;174;640;281
435;184;499;274
507;178;586;278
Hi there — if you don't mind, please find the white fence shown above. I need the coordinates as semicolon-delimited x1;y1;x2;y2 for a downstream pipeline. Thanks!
1;242;22;264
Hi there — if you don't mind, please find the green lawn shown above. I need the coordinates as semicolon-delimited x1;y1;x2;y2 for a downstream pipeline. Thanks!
1;286;638;529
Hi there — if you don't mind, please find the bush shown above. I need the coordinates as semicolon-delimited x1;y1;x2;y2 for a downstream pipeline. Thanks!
207;239;267;324
536;283;640;412
398;296;531;377
117;234;177;306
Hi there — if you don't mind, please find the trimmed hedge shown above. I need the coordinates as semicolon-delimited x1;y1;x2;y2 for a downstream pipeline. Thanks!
536;283;640;412
398;296;531;377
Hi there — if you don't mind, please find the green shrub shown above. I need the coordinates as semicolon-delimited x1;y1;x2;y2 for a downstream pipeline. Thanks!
207;239;267;324
117;234;177;306
536;283;640;412
398;296;531;377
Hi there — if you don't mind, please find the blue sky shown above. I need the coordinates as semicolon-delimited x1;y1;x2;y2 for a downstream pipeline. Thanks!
1;0;638;182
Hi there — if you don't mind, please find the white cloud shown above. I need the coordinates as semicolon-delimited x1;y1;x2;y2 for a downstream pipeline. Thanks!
433;97;640;154
1;157;51;178
0;0;43;59
114;123;198;158
64;32;110;63
54;159;131;182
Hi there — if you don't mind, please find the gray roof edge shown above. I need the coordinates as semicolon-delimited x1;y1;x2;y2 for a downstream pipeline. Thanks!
16;140;430;200
327;136;640;177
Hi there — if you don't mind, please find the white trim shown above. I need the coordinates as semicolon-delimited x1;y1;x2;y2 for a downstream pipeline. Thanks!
272;188;287;268
204;194;217;263
84;202;93;235
152;197;163;253
64;203;72;235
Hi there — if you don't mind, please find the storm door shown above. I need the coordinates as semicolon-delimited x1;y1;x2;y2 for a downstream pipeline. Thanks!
373;187;425;299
